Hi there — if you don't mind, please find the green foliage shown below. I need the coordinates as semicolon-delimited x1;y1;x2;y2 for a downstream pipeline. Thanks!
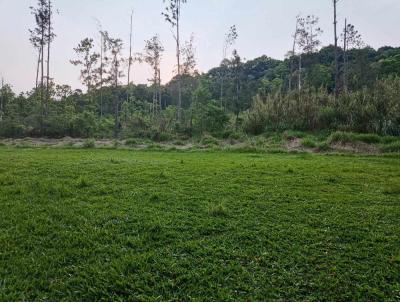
125;138;138;146
83;138;95;148
200;134;219;146
243;96;268;135
380;141;400;153
301;137;317;148
328;131;389;145
1;47;400;140
0;119;26;138
191;98;229;136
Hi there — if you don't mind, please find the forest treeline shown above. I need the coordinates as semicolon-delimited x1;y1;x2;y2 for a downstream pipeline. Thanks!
0;0;399;139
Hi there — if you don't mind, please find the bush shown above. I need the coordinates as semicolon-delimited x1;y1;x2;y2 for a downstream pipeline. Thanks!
200;134;219;146
316;141;330;151
381;141;400;153
283;130;307;140
83;139;95;148
317;106;337;129
301;137;317;148
328;131;357;144
329;131;389;145
125;138;138;146
0;119;26;138
356;134;382;144
244;96;268;135
152;131;172;142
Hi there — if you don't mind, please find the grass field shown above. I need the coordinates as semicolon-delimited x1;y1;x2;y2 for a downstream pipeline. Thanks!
0;148;399;301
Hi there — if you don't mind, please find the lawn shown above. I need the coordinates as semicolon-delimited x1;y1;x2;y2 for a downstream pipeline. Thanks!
0;148;399;301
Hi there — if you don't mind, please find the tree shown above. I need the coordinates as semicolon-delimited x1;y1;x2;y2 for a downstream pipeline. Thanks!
29;0;50;128
103;32;124;137
46;0;56;106
127;9;134;86
70;38;100;92
162;0;187;121
0;78;4;121
220;25;238;107
143;35;164;116
230;50;243;128
333;0;339;98
296;15;323;91
341;20;363;91
288;17;300;92
181;34;197;75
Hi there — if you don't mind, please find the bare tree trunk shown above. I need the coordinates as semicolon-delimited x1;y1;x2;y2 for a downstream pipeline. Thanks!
289;24;298;92
127;9;133;86
0;77;3;121
343;18;348;93
46;0;51;115
36;49;41;90
40;20;45;132
100;33;104;117
220;75;224;108
158;69;162;111
298;54;302;92
333;0;339;98
176;0;182;121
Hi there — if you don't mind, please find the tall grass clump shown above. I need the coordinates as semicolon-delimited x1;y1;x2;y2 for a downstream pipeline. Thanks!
83;139;95;148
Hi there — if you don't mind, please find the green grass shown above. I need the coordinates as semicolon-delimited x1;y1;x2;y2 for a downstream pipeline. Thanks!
300;137;317;148
0;148;399;301
381;141;400;153
328;131;399;146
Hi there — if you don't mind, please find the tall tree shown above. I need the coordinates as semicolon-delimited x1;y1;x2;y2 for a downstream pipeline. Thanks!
220;25;238;107
103;33;124;137
288;17;300;92
0;77;3;121
341;20;363;92
46;0;56;107
230;50;243;128
162;0;187;121
127;9;134;86
143;35;164;116
70;38;100;92
296;15;323;91
29;0;50;130
333;0;339;97
181;34;197;75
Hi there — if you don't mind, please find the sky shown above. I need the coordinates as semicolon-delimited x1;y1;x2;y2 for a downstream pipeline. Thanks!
0;0;399;93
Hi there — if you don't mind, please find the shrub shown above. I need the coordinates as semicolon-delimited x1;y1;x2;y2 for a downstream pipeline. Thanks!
381;141;400;153
328;131;357;144
200;134;219;146
317;106;337;129
283;130;307;140
0;119;26;138
152;131;172;142
244;96;268;135
301;137;317;148
125;138;138;146
316;141;330;151
83;139;95;148
356;134;381;144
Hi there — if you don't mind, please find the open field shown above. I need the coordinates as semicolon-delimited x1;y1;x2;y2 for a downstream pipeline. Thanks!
0;148;399;301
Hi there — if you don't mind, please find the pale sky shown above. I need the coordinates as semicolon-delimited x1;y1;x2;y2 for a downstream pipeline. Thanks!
0;0;399;93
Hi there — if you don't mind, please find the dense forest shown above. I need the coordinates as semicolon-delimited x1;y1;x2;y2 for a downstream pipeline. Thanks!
0;0;399;139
